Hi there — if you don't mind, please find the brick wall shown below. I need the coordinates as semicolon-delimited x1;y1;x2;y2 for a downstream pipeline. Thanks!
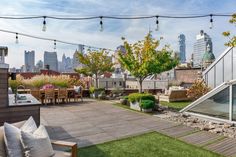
175;68;201;84
0;68;8;108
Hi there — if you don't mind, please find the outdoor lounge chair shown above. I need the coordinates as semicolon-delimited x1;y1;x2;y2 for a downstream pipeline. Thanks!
0;121;77;157
159;89;189;102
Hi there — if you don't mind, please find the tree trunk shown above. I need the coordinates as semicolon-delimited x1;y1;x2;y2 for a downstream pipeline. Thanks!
138;79;143;93
95;74;98;88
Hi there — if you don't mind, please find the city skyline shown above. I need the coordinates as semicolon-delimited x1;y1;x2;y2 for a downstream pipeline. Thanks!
0;0;235;68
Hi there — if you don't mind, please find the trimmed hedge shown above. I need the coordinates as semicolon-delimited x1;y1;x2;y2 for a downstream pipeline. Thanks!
140;100;155;109
128;93;155;103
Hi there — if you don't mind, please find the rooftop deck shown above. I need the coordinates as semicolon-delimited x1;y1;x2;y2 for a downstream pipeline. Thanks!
41;99;236;156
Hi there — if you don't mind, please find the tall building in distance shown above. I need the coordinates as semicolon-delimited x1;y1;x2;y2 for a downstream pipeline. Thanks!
44;51;58;71
193;30;213;67
178;34;186;63
24;50;35;72
35;60;43;72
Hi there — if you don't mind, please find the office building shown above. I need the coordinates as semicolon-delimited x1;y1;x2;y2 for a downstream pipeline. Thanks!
193;30;213;67
24;50;35;72
44;51;58;71
178;34;186;63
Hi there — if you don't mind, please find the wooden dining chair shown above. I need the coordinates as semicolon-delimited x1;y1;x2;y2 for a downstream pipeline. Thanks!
44;89;55;105
74;86;83;102
57;88;68;104
30;89;42;102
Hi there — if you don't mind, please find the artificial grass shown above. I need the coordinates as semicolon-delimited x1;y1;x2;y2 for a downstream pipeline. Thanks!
78;132;223;157
160;101;192;111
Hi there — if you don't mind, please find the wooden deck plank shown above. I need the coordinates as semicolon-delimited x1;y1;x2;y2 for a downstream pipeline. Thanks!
179;131;221;146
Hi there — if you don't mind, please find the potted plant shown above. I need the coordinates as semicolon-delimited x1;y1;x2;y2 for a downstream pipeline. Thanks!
89;87;105;98
128;93;155;112
120;96;129;105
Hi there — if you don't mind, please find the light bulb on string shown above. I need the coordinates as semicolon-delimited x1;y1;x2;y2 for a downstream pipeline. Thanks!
42;16;46;32
54;40;56;50
155;16;159;31
15;33;19;44
209;14;213;29
100;16;103;32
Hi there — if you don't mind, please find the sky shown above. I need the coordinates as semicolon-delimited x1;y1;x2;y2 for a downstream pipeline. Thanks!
0;0;235;68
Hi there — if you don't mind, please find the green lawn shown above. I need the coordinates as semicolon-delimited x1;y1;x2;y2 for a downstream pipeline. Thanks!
160;101;192;111
78;132;223;157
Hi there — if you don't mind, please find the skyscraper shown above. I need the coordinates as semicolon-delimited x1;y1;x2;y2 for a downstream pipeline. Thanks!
193;30;213;67
24;50;35;72
178;34;186;63
35;60;43;72
44;51;58;71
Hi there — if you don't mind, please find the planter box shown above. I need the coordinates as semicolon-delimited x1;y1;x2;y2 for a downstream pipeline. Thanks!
130;101;141;111
142;108;153;113
130;101;153;112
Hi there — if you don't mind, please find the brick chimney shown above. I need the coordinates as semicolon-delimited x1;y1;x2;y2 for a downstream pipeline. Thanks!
0;46;9;108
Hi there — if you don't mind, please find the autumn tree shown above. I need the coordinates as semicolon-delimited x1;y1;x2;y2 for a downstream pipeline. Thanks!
223;13;236;46
118;33;178;93
75;50;114;88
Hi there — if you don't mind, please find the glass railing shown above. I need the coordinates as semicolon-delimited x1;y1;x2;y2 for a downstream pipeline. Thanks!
203;47;235;89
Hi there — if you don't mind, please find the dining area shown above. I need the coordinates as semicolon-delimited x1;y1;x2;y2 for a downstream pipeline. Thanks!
17;86;83;105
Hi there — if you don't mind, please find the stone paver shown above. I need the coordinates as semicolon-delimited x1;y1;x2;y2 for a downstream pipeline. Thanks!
41;99;236;156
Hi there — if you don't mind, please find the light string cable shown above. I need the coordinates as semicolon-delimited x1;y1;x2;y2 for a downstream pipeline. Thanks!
0;28;115;51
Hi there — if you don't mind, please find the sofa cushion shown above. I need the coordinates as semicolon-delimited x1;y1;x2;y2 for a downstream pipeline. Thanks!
3;117;37;157
54;150;71;157
0;121;25;157
20;125;54;157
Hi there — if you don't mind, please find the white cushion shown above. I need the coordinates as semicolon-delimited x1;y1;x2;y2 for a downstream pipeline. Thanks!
3;117;37;157
20;125;54;157
21;116;37;133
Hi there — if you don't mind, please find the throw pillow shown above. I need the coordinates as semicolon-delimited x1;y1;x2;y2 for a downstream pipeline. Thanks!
3;117;37;157
20;125;54;157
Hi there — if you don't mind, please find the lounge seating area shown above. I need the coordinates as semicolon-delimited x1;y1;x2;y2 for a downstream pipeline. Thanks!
0;117;77;157
159;87;189;102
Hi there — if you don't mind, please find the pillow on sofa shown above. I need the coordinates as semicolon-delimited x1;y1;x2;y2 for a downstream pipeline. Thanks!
0;121;26;157
3;117;37;157
20;125;54;157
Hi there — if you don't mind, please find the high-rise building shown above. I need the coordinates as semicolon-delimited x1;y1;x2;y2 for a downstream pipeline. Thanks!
35;60;43;72
178;34;186;63
193;30;213;67
44;51;58;71
73;47;84;69
24;50;35;72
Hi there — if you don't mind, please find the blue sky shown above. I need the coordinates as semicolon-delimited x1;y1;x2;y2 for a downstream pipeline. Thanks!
0;0;235;68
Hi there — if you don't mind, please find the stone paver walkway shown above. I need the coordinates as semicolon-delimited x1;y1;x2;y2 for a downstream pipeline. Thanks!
41;99;236;156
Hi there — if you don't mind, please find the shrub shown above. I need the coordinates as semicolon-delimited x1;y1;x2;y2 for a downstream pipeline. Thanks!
140;100;155;109
187;79;211;101
122;96;129;100
8;74;86;89
128;93;155;103
89;86;105;94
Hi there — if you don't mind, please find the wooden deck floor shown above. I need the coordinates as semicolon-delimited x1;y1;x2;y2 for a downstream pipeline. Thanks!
41;99;236;156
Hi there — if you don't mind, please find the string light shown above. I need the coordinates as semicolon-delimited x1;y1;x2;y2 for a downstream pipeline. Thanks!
54;40;56;50
15;33;19;44
100;16;103;32
155;16;159;31
42;16;46;32
209;14;213;29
